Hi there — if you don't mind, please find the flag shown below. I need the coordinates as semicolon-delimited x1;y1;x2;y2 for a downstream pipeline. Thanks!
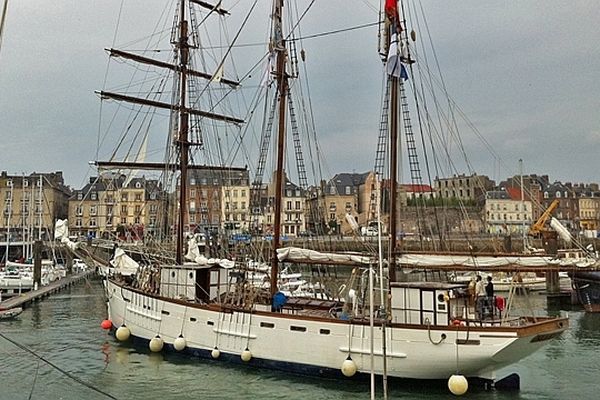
385;0;398;21
386;33;408;80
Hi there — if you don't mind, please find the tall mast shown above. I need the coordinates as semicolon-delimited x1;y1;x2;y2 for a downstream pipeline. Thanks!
388;73;398;283
176;0;190;265
270;0;288;298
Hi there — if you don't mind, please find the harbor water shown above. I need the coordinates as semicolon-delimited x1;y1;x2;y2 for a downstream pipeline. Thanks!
1;280;598;400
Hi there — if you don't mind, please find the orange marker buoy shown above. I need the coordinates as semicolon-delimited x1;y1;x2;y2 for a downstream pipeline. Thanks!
101;319;113;330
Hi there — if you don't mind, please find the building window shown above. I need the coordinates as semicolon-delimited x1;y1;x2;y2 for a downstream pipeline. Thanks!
121;193;128;202
91;192;97;200
77;193;83;200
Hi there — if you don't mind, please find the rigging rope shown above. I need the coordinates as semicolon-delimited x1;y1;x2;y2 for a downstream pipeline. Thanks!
0;332;120;400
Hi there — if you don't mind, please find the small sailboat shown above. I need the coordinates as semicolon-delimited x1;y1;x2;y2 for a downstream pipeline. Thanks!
96;0;568;392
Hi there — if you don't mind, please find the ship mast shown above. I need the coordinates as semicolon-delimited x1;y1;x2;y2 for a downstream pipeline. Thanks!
175;0;190;265
95;0;242;263
270;0;288;298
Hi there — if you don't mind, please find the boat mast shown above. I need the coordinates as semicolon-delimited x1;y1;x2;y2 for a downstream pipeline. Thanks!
176;0;191;265
386;0;404;283
270;0;288;298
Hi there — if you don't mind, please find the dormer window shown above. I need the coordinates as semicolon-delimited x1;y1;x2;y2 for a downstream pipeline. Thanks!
556;191;561;198
23;179;28;188
136;182;141;189
544;191;549;199
7;179;13;187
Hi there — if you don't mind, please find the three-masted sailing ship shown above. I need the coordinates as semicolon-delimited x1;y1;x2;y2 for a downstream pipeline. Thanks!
97;0;568;392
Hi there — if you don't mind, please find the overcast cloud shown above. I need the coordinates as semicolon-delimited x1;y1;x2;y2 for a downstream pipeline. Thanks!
1;1;599;188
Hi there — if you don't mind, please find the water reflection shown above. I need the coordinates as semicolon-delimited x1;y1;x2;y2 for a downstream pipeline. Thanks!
573;312;600;347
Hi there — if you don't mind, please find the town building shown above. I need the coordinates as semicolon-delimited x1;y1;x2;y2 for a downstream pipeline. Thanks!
0;171;71;258
485;187;533;235
435;174;495;205
68;174;162;240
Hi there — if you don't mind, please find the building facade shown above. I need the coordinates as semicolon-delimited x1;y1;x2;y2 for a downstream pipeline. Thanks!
0;171;70;247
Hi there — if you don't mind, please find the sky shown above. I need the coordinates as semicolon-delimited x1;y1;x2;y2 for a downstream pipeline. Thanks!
1;1;599;189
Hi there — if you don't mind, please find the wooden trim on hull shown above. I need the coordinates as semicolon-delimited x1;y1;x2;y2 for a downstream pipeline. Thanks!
107;279;568;336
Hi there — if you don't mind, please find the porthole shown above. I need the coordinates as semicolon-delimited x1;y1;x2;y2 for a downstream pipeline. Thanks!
290;326;306;332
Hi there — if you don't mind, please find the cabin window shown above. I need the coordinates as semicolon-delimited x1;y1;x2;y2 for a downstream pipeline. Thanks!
207;321;214;326
189;272;194;279
290;326;306;332
260;322;275;328
161;310;170;316
190;317;197;322
319;329;330;335
171;271;176;278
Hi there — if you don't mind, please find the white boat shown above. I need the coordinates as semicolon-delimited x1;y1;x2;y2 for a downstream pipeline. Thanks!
99;0;568;392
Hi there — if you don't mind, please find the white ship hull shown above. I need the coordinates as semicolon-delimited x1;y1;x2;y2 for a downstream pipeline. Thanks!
106;279;566;381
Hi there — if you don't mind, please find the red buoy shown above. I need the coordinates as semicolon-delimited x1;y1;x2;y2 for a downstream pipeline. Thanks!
101;319;113;330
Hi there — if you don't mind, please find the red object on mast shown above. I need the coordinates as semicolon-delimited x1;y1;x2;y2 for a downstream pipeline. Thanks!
385;0;398;21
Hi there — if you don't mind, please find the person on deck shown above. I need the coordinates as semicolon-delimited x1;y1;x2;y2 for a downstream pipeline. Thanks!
485;275;494;298
475;275;485;319
475;275;485;298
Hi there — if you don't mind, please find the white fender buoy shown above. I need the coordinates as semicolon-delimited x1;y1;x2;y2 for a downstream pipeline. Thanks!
115;325;130;341
448;374;468;395
173;335;187;351
341;356;357;377
211;347;221;359
149;335;164;352
241;348;252;362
